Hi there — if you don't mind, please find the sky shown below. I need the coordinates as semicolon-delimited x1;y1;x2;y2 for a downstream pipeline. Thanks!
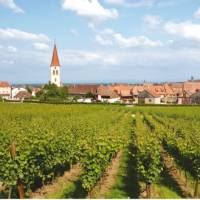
1;0;200;84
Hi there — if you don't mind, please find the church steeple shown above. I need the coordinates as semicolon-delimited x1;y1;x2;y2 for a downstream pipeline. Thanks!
50;43;61;87
50;44;60;67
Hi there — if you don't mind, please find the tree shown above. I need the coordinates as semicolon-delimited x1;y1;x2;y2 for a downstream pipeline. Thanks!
0;95;3;102
59;86;68;99
36;83;68;101
26;86;32;94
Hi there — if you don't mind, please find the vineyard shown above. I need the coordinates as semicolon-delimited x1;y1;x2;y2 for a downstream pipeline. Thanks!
0;103;199;199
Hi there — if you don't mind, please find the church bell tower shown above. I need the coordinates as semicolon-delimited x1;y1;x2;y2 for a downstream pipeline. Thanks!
50;44;61;87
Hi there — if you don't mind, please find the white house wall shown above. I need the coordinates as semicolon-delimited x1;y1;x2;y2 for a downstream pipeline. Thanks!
145;97;161;104
12;88;27;98
0;87;11;99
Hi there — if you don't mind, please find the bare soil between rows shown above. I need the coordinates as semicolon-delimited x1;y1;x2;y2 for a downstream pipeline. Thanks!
30;164;82;199
89;151;123;198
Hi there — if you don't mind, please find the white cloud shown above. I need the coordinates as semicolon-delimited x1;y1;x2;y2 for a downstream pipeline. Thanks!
164;21;200;41
144;15;161;27
104;0;154;8
104;0;125;5
33;43;50;51
69;28;79;36
61;49;119;66
194;7;200;19
0;28;50;42
0;0;23;13
95;28;163;48
61;0;118;20
104;0;176;8
95;35;113;45
102;56;119;65
7;45;17;53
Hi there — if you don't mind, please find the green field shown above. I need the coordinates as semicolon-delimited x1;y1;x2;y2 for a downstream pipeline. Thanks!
0;103;199;198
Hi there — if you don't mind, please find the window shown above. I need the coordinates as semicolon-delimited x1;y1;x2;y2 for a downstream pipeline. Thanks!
56;70;58;75
53;70;55;75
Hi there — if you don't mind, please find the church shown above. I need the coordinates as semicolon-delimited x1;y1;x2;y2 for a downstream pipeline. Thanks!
50;44;61;87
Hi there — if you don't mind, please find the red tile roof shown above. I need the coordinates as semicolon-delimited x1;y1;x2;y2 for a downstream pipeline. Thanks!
120;90;132;97
32;88;41;93
112;84;133;95
50;44;60;67
184;81;200;94
145;89;161;98
68;84;98;95
0;82;10;88
97;86;119;98
14;91;31;99
131;85;144;95
169;83;183;95
141;84;175;97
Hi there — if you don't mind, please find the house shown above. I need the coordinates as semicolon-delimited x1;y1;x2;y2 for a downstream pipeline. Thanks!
68;84;98;97
177;89;191;105
14;91;32;101
143;83;177;104
169;82;184;99
119;86;145;104
189;91;200;104
120;90;133;104
138;89;161;104
31;87;41;97
108;84;144;104
77;98;93;103
176;81;200;104
131;85;145;104
169;82;197;104
0;82;11;100
111;84;134;104
12;87;27;99
170;80;200;104
97;85;120;103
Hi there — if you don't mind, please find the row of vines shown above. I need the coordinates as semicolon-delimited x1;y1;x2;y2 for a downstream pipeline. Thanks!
0;103;199;199
132;106;200;198
0;103;131;198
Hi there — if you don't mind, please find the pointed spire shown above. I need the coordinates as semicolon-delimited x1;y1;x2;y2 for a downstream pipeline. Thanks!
50;43;60;67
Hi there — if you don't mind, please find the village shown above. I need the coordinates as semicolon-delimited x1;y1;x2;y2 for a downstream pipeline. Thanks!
1;44;200;105
1;80;200;105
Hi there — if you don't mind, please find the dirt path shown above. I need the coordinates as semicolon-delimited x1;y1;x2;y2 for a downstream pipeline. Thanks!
89;151;123;199
161;150;193;198
30;164;82;199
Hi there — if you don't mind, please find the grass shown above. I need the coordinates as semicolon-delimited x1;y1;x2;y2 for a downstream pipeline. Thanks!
152;169;183;199
105;148;140;199
45;179;87;199
153;183;181;199
105;148;185;199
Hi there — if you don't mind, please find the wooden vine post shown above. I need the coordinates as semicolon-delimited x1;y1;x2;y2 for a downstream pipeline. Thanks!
10;140;25;199
146;182;151;199
194;179;199;198
184;171;188;187
88;190;92;199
